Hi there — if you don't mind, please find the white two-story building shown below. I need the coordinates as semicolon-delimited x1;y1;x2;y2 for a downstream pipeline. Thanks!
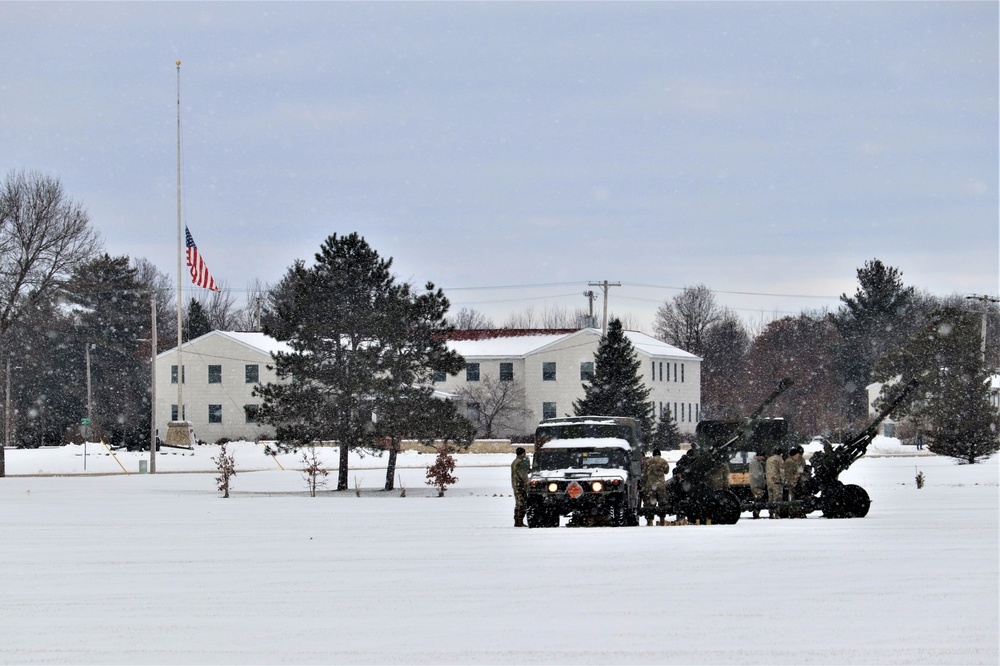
434;328;702;438
155;331;291;444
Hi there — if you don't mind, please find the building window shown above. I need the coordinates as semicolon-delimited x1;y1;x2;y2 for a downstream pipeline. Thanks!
499;362;514;382
170;404;186;421
542;362;556;381
467;402;481;422
651;360;655;379
170;365;185;384
244;404;260;423
245;364;259;383
674;363;678;382
580;362;594;381
432;370;447;383
208;404;223;424
681;363;685;382
208;365;222;384
466;363;480;382
542;402;557;420
659;362;663;382
674;402;679;422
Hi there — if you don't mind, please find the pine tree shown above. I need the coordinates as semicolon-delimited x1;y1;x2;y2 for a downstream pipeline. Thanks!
185;299;212;341
650;407;682;451
573;318;654;440
834;259;917;419
257;232;465;491
877;305;999;463
66;254;151;448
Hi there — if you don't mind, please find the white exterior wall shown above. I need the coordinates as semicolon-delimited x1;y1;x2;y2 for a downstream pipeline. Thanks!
644;356;702;433
155;332;283;444
433;329;702;438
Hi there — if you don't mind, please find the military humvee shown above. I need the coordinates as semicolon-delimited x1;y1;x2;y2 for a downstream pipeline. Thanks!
525;416;643;528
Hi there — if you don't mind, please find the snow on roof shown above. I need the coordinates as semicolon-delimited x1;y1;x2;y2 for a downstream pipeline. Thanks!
446;328;699;360
538;436;632;450
218;331;293;356
156;331;293;359
447;332;573;357
624;331;700;359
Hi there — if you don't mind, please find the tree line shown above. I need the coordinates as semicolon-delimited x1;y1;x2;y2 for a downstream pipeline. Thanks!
1;169;996;478
652;263;999;462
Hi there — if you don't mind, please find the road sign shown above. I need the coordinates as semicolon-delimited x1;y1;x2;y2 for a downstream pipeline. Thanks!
81;417;92;425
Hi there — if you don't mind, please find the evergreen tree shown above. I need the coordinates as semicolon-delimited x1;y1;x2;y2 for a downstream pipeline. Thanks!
650;407;682;451
66;254;152;447
834;259;917;420
876;306;999;463
257;232;464;490
185;298;212;341
573;318;654;439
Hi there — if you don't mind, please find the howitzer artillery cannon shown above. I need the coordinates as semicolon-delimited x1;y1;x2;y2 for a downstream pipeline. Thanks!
666;379;794;525
786;377;921;519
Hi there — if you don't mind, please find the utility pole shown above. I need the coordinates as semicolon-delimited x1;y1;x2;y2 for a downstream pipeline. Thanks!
582;290;597;329
85;343;92;471
2;355;8;477
150;293;157;474
965;294;999;366
588;280;621;337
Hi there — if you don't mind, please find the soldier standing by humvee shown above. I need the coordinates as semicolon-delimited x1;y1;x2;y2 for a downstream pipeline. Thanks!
765;449;784;518
511;447;530;527
641;449;671;526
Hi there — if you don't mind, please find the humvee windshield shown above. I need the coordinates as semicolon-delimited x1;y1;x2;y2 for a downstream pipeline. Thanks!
537;448;629;471
537;423;635;444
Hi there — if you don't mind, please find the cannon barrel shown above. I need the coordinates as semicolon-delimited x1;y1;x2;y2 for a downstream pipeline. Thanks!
811;377;920;486
668;379;793;523
683;378;793;480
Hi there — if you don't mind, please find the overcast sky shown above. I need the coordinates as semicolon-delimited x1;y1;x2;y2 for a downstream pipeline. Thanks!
2;2;996;331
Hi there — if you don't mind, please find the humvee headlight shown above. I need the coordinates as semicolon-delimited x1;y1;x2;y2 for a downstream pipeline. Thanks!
591;481;603;493
547;482;559;493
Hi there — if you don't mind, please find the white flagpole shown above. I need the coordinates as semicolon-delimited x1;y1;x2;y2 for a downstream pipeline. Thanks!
176;60;184;425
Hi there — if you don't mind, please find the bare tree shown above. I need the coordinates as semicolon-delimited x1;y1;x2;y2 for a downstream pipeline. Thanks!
654;284;722;355
0;170;101;336
502;305;592;329
133;257;177;353
610;311;647;334
0;171;100;476
196;284;240;331
456;375;532;438
230;278;268;331
448;307;495;330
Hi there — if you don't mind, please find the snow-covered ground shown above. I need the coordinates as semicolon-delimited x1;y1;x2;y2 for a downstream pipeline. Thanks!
0;439;996;664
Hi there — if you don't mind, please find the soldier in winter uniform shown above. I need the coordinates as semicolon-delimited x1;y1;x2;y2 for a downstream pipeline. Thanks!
783;446;805;501
511;447;530;527
765;449;785;518
749;451;767;519
641;449;671;525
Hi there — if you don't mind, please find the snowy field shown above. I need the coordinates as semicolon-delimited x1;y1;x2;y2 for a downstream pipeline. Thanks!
0;440;996;665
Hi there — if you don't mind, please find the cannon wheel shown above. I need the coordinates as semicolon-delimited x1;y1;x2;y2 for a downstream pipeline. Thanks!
821;483;870;519
841;484;871;518
711;490;742;525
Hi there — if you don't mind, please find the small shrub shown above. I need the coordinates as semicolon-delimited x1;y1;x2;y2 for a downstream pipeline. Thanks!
301;446;329;497
915;469;925;489
213;441;236;498
425;448;458;497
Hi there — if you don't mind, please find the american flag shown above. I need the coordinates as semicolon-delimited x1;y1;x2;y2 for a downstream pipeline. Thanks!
185;226;221;292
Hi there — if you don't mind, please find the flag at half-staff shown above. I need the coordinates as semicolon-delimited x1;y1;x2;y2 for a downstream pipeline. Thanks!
184;226;221;292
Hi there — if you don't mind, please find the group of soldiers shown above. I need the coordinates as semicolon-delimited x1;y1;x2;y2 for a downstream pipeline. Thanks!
751;446;809;518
